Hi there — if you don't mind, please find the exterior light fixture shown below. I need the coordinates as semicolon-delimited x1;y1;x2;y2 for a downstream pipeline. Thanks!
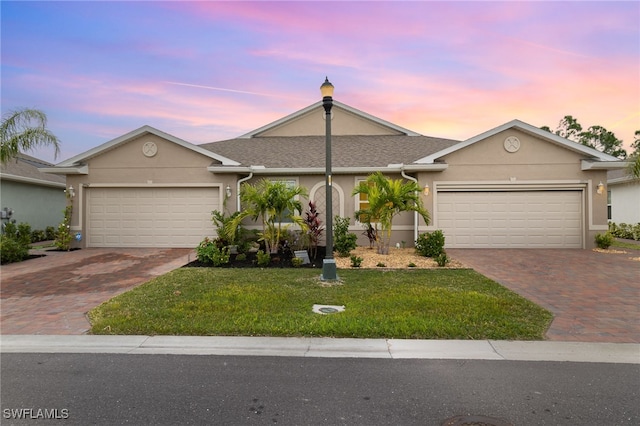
225;185;232;198
423;184;430;196
596;181;604;195
320;77;337;281
66;186;75;198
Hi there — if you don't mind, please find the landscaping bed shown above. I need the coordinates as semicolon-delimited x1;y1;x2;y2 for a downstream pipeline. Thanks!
185;246;463;269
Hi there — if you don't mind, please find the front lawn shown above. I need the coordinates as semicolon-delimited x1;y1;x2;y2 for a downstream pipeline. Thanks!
89;268;552;340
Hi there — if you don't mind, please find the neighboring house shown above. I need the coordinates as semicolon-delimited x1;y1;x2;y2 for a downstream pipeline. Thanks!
0;154;66;230
607;169;640;224
42;101;626;249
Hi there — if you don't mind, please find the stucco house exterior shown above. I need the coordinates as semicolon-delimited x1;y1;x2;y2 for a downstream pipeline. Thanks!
607;169;640;224
1;154;66;230
42;101;625;249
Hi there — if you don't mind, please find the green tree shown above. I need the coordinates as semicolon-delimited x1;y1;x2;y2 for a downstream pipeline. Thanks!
225;179;308;253
1;108;60;164
578;125;627;159
542;115;627;159
629;130;640;179
353;171;430;254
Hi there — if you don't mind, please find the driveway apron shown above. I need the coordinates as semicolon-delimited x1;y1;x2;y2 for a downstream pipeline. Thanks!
447;248;640;343
0;248;193;335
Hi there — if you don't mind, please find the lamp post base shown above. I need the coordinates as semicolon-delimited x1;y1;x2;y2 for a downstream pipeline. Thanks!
321;258;338;281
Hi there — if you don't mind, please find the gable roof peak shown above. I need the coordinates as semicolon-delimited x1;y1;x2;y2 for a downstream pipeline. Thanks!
239;100;422;138
56;125;240;167
414;118;622;164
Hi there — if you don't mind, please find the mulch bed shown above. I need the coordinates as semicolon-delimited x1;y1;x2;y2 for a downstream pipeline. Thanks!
184;246;464;269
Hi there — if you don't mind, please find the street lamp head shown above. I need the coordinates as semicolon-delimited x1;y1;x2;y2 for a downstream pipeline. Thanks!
320;77;334;99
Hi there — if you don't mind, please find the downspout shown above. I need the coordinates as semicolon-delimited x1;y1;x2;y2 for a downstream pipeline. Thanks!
236;171;253;211
400;166;419;244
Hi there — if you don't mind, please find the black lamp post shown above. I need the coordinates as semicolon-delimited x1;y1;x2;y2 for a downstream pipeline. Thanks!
320;77;337;280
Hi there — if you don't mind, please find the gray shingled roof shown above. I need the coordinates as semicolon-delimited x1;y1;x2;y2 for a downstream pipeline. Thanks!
199;135;460;168
0;154;66;185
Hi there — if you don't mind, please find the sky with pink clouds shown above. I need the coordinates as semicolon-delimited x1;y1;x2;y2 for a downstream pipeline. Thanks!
2;1;639;163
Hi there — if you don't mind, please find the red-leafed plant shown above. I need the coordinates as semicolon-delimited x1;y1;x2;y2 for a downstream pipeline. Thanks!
304;201;324;259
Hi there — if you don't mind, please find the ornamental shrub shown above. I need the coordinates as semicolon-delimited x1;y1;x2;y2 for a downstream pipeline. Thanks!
608;222;640;241
17;223;32;247
595;232;614;249
0;235;29;264
415;230;445;258
45;226;56;241
256;249;271;267
54;205;73;251
31;229;46;243
333;216;357;257
436;251;450;267
196;237;230;266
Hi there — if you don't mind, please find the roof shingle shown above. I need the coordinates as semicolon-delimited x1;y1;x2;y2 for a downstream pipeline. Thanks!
199;135;460;168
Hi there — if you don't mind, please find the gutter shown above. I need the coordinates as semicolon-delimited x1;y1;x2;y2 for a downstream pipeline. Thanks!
399;165;420;244
207;163;448;175
236;172;253;211
0;173;66;188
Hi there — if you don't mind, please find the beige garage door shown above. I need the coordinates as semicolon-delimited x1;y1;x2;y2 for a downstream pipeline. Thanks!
437;191;582;248
87;187;219;247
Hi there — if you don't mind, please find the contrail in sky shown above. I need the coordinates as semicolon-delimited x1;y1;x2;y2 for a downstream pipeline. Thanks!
164;81;305;100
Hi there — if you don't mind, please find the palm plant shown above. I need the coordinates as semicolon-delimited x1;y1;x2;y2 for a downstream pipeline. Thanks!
353;171;430;254
225;179;308;253
1;108;60;164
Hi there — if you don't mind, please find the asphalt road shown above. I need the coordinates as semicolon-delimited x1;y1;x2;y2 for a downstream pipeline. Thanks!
1;354;638;425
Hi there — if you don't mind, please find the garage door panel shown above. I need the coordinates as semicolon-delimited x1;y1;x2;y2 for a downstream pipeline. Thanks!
87;187;219;248
437;191;582;248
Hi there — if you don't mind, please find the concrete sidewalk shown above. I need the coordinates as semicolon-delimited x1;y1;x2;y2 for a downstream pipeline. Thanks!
1;335;638;364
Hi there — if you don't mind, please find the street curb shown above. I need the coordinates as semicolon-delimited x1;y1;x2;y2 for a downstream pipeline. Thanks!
1;335;638;364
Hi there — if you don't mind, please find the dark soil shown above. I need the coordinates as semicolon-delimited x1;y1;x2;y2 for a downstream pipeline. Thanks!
184;246;327;269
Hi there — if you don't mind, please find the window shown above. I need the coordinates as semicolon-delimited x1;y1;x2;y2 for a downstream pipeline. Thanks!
355;178;377;223
270;179;298;223
607;190;612;220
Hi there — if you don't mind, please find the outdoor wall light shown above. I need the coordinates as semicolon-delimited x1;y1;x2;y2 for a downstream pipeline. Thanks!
596;181;604;195
423;184;430;196
66;186;75;198
225;185;232;198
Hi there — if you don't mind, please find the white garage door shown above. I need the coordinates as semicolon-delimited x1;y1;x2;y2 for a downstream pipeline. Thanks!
437;191;582;248
87;187;219;248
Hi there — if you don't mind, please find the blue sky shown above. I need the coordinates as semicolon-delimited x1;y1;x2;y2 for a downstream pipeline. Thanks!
2;1;639;163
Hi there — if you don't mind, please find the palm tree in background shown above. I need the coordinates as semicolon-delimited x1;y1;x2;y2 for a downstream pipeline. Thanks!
1;108;60;164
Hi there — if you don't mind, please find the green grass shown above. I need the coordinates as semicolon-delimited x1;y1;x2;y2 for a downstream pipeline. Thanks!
611;239;640;251
88;268;552;340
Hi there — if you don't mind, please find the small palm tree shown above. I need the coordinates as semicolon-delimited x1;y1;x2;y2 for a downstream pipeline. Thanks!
353;171;430;254
225;179;308;253
1;108;61;164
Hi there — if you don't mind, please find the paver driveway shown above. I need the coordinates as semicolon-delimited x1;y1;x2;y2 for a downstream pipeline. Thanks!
447;248;640;343
0;248;193;334
1;246;638;343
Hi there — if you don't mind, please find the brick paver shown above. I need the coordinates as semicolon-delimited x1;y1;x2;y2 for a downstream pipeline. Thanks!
1;246;638;343
447;248;640;343
0;248;194;334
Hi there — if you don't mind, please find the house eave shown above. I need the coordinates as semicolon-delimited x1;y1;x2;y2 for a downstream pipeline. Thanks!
581;160;629;171
415;119;623;164
608;175;638;185
39;165;89;175
207;163;448;175
0;173;66;188
57;125;241;167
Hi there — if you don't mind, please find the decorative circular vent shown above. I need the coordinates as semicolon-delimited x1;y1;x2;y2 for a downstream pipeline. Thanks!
503;136;521;153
